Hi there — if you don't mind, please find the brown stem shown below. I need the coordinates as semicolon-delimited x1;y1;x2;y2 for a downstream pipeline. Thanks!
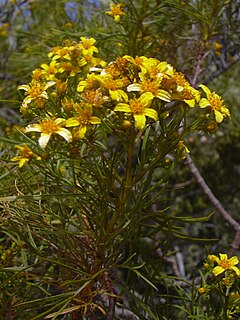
104;271;116;320
191;46;206;88
186;154;240;248
186;43;240;252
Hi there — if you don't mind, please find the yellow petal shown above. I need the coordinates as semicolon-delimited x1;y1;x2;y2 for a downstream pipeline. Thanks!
231;266;240;275
25;124;42;133
199;98;210;108
139;92;154;107
213;266;225;276
184;99;195;107
57;128;72;143
66;118;80;127
55;118;66;125
39;133;51;149
78;126;87;139
229;256;239;266
199;84;211;98
19;158;29;168
114;103;131;113
156;89;171;102
214;110;224;123
134;114;146;130
219;253;228;260
90;116;101;124
144;108;158;121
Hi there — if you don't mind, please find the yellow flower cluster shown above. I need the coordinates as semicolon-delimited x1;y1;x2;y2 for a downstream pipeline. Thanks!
198;253;240;317
13;36;230;167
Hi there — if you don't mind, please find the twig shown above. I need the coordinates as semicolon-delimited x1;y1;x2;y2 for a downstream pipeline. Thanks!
104;271;116;320
186;46;240;252
186;153;240;250
186;154;240;231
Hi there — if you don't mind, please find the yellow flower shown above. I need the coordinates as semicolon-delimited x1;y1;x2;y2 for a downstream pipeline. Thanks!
11;145;39;167
25;117;72;149
221;277;232;286
82;90;104;108
18;80;55;109
40;60;64;80
123;55;158;74
114;92;157;129
199;84;230;123
106;2;127;23
211;253;240;276
198;287;206;295
172;85;200;107
79;37;98;56
66;106;101;139
77;74;100;92
127;78;171;102
11;144;41;168
58;61;80;77
95;74;129;102
48;46;71;61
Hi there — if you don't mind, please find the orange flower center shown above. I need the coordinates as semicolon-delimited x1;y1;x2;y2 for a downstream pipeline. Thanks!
82;39;93;49
21;148;34;159
181;89;194;100
105;79;118;90
116;57;127;70
219;259;230;269
111;5;124;16
28;84;44;98
84;55;93;63
134;57;143;66
174;72;188;87
148;66;160;78
141;80;158;95
130;99;144;114
209;95;223;111
77;112;91;125
83;91;102;106
40;119;61;134
47;66;56;75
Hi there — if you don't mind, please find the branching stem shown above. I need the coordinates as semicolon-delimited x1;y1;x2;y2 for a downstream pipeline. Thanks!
186;46;240;251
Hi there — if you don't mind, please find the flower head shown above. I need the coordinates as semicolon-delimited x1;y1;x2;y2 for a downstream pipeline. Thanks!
114;92;157;129
106;2;127;23
127;77;171;102
65;105;101;139
18;80;55;111
25;117;72;149
211;253;240;277
40;60;63;81
199;84;230;123
11;144;41;168
79;37;98;56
